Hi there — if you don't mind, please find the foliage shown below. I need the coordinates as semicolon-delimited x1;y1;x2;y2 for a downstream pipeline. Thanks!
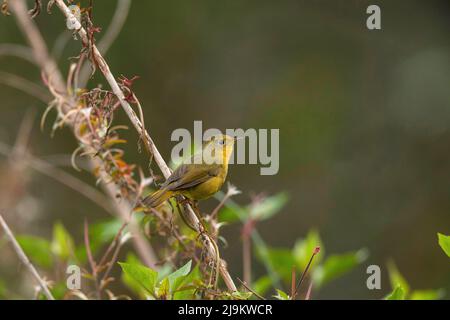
273;289;290;300
385;262;444;300
119;259;202;300
256;230;368;292
437;233;450;258
16;236;53;269
386;286;405;300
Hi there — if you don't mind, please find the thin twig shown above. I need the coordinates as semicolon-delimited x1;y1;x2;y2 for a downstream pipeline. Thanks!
237;278;265;300
100;233;126;285
84;219;101;299
242;226;252;285
0;214;55;300
98;221;128;268
305;280;313;300
96;168;159;268
78;0;132;87
294;246;320;298
0;43;36;65
210;183;241;220
0;71;50;102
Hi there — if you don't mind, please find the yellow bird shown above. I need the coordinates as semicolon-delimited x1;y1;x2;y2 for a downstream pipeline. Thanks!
142;134;235;208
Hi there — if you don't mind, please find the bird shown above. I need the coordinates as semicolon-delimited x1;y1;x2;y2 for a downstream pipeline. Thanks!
142;134;235;208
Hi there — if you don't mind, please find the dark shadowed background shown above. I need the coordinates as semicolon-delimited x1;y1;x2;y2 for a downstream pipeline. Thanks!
0;0;449;299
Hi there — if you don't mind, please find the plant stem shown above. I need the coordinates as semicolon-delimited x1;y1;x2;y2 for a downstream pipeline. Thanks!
0;214;55;300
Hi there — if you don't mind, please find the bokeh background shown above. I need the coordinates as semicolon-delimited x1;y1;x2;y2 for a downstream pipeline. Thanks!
0;0;449;299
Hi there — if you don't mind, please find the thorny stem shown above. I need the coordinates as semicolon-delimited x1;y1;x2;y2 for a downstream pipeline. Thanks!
52;0;237;292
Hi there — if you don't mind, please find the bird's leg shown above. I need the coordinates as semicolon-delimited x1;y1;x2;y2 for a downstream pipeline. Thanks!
175;197;197;232
176;197;210;236
179;198;207;231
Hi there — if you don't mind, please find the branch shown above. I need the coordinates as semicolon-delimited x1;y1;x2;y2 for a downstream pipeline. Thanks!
0;214;55;300
10;0;65;93
0;71;50;102
0;43;36;65
78;0;132;87
53;0;237;291
0;141;115;214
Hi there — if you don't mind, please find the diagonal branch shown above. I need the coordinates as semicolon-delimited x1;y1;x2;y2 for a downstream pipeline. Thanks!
0;141;114;214
78;0;132;87
52;0;237;291
0;214;55;300
0;71;50;102
0;43;36;65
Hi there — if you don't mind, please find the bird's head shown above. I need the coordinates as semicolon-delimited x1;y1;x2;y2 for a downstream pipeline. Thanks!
203;134;235;165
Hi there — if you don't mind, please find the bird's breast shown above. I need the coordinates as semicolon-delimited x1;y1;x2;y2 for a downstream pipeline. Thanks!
183;175;225;200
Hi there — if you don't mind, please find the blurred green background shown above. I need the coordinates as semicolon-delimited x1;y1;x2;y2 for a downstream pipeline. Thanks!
0;0;449;299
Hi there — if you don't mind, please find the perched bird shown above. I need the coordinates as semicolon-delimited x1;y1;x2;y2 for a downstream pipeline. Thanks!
142;134;235;208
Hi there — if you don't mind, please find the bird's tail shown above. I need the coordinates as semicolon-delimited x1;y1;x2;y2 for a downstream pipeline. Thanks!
142;189;174;208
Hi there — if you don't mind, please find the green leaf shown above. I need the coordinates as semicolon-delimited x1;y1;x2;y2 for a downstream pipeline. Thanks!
218;206;243;224
173;265;201;300
410;289;445;300
156;264;174;282
253;276;272;296
437;233;450;258
120;254;147;298
119;261;158;297
293;230;323;272
249;193;289;221
387;261;410;296
386;286;405;300
157;277;170;299
90;219;123;246
167;260;192;293
16;235;53;269
50;282;69;300
51;222;75;261
273;289;290;300
258;247;295;282
313;249;368;287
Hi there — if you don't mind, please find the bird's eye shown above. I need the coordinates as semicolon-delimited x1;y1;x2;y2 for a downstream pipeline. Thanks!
218;140;225;145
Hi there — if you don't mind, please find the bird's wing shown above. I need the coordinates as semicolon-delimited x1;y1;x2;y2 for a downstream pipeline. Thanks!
162;164;221;191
